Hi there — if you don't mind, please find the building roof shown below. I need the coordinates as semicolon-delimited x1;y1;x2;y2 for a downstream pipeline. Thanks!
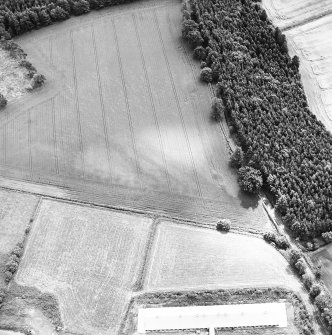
137;302;288;333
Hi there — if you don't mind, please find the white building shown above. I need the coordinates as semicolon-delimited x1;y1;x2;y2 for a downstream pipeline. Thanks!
138;302;288;334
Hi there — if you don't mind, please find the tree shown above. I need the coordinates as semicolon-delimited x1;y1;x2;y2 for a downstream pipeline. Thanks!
310;284;322;299
211;97;224;121
38;9;51;26
322;231;332;244
200;67;213;83
292;55;300;70
71;0;90;15
193;46;206;61
230;147;244;168
295;258;306;275
50;6;70;21
275;194;288;216
0;93;7;109
4;271;13;283
186;30;203;46
182;19;198;39
302;273;313;289
30;74;46;89
238;166;262;194
216;219;231;232
289;249;302;265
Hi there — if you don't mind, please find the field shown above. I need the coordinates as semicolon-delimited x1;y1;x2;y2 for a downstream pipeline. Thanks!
262;0;332;134
310;245;332;296
144;221;302;291
0;0;272;231
0;189;39;285
262;0;332;29
0;189;38;255
15;199;153;335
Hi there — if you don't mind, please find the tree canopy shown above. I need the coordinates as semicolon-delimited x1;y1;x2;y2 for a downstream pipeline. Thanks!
183;0;332;239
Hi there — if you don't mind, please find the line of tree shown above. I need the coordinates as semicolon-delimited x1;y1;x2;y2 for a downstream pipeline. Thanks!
0;0;136;39
182;0;332;241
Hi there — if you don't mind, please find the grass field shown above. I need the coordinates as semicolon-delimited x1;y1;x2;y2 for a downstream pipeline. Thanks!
0;0;271;231
144;221;302;291
0;189;38;254
0;189;39;286
310;244;332;296
15;199;153;335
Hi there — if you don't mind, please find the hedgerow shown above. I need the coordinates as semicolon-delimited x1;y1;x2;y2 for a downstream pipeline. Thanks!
182;0;332;239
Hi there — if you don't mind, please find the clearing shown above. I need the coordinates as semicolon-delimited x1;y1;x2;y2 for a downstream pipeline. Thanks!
0;0;270;231
144;221;302;291
15;199;153;335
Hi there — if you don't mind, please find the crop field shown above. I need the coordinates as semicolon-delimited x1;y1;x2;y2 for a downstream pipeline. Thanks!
144;221;302;291
0;0;272;231
15;199;153;335
262;0;332;29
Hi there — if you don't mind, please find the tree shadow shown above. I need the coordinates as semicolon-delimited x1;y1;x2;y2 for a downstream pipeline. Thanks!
237;189;260;210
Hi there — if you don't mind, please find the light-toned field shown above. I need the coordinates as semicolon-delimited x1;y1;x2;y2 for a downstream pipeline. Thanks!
0;49;30;101
286;15;332;133
262;0;332;29
0;0;271;231
15;199;153;335
144;221;302;291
